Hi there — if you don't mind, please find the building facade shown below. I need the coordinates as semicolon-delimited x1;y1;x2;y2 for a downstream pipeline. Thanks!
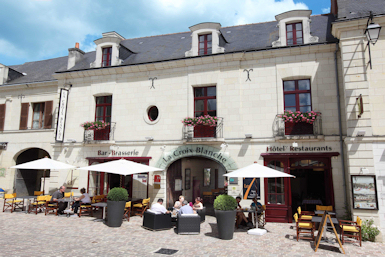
0;0;384;240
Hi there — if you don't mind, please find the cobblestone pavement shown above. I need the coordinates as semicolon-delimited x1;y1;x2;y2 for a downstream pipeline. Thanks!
0;204;384;257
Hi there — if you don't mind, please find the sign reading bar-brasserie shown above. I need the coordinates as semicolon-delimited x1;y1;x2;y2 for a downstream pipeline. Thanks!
97;150;139;156
266;146;332;152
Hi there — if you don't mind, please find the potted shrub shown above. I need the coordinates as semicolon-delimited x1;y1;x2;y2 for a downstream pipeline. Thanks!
107;187;128;227
214;194;238;240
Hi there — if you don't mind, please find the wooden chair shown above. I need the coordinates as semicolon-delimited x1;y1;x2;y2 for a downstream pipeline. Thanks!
3;193;23;213
64;192;74;198
124;201;131;221
202;191;213;204
133;198;150;217
34;191;44;196
293;213;315;241
297;206;314;221
339;216;362;246
29;195;47;214
91;195;105;212
78;202;93;217
316;205;334;216
44;195;58;215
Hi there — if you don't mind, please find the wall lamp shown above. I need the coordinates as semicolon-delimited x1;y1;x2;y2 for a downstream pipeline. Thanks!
364;11;382;69
245;133;252;138
145;137;154;141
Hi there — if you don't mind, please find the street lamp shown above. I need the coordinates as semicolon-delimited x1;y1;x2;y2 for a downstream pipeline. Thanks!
364;12;382;69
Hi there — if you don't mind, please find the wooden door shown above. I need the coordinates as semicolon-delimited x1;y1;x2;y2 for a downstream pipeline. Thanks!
193;180;201;201
166;159;182;208
264;159;292;223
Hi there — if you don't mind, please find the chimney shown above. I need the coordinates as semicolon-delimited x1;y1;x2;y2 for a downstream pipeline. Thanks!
330;0;338;17
67;42;85;70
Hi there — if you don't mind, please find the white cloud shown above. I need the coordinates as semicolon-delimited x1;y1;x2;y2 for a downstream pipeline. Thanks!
322;7;330;14
0;0;309;65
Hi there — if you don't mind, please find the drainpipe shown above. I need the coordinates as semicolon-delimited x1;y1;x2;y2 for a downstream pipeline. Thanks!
334;42;348;207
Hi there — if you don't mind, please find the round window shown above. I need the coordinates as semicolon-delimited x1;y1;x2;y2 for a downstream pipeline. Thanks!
148;106;159;121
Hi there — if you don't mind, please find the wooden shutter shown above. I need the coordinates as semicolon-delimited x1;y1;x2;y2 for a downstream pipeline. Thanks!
44;101;53;129
19;103;29;130
0;104;5;131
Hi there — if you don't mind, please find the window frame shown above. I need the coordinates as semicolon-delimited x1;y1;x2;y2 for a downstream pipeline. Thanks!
283;79;312;112
286;22;303;46
147;106;159;121
101;47;112;67
194;86;216;117
31;102;45;129
198;34;212;55
95;96;112;123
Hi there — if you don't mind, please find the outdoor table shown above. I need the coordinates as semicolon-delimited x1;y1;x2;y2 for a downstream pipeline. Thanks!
91;202;107;222
312;216;339;243
17;196;37;213
237;208;257;228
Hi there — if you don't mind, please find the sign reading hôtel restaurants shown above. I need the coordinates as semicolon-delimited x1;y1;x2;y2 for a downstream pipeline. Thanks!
266;146;333;152
157;145;238;171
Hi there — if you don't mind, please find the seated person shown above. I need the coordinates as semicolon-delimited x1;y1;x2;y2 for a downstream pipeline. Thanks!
193;197;203;210
236;196;252;228
179;200;194;214
174;195;184;212
248;196;262;222
51;185;66;215
71;188;91;215
150;198;170;214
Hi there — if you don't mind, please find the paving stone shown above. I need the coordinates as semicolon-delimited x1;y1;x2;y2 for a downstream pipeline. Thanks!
0;202;384;256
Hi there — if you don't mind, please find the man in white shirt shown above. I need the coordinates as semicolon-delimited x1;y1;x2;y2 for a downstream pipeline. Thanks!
150;198;170;214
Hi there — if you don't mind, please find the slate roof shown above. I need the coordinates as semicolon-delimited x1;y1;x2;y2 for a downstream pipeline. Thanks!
4;13;336;85
336;0;385;20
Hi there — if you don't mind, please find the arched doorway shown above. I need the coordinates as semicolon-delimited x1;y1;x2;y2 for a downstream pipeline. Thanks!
166;157;227;213
14;148;50;196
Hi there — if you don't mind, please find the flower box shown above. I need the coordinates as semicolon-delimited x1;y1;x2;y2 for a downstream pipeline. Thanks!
284;122;313;135
194;125;216;138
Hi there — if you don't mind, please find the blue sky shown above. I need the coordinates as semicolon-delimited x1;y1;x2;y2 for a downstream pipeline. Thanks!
0;0;331;66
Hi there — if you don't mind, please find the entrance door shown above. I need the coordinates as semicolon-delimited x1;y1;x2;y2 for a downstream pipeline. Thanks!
15;148;49;196
193;180;200;201
166;159;182;208
264;160;292;223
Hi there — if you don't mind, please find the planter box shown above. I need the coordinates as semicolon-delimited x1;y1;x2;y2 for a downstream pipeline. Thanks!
94;126;111;140
194;125;216;138
285;122;313;135
215;210;236;240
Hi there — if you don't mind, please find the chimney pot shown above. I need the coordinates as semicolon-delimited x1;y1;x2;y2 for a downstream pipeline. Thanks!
75;42;79;48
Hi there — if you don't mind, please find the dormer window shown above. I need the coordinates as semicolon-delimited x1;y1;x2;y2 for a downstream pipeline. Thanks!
185;22;225;57
102;47;112;67
286;23;303;45
199;34;212;55
272;10;318;47
91;32;126;68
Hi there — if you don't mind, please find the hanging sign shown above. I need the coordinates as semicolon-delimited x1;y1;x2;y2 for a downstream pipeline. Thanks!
55;88;69;142
154;175;161;189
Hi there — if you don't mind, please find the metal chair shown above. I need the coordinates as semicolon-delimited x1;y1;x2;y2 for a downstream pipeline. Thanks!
34;191;44;196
